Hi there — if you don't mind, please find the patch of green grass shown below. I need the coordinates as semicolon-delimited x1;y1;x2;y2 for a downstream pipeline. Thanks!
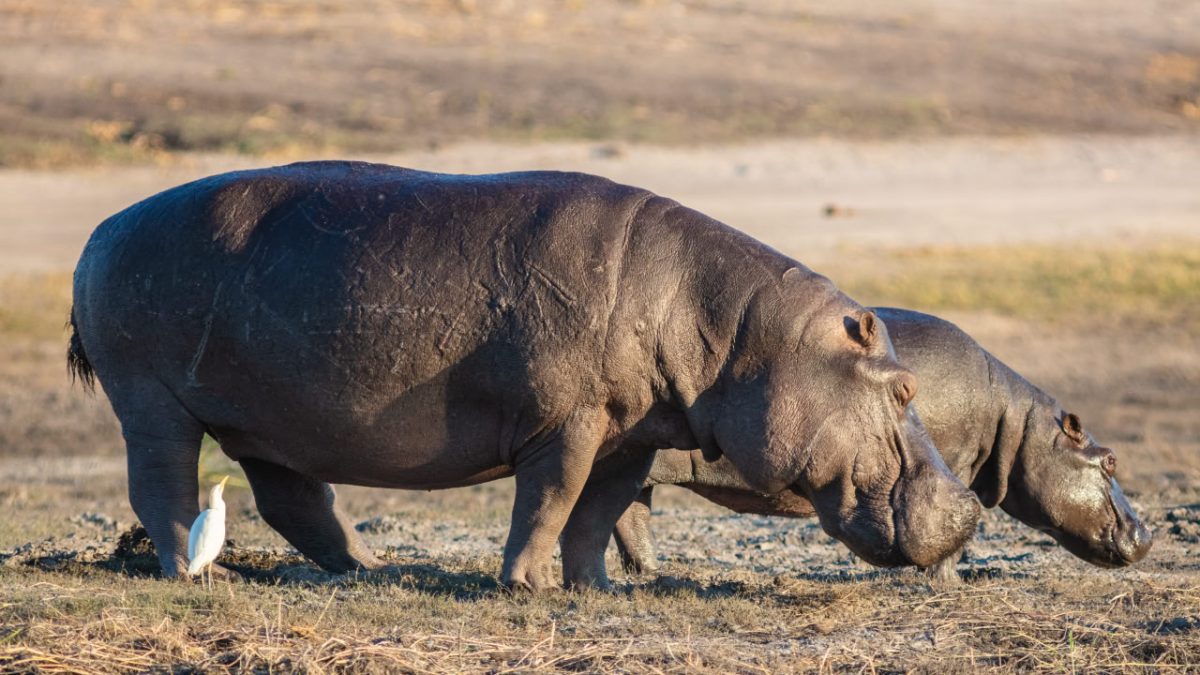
830;243;1200;326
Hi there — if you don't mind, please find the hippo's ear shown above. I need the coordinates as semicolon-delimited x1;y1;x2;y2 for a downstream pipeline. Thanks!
848;311;878;348
1062;412;1086;444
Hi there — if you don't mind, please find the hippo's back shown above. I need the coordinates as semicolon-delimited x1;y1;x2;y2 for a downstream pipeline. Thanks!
72;162;655;483
874;307;1003;478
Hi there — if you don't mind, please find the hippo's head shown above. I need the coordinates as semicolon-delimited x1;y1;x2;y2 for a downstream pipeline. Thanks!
696;272;980;567
997;411;1152;567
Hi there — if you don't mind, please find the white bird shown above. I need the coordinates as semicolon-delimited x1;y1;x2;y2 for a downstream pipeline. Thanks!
188;476;229;588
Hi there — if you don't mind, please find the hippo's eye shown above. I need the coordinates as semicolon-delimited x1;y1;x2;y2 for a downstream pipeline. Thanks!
1101;453;1117;477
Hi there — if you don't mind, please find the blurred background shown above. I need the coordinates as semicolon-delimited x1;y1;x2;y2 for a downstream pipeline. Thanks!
1;3;1199;669
1;0;1198;546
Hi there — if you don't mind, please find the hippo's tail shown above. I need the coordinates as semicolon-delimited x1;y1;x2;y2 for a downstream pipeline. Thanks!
67;307;96;394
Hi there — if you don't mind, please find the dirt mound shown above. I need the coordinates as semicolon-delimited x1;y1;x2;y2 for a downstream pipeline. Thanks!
110;523;160;575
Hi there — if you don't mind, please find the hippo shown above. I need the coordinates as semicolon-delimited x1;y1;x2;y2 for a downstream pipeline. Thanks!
68;161;979;590
610;307;1153;580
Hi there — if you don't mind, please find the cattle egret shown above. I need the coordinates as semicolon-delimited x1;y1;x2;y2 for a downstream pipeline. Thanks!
188;476;229;588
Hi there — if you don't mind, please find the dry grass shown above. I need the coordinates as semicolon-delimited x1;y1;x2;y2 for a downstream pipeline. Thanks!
0;272;73;343
0;556;1197;673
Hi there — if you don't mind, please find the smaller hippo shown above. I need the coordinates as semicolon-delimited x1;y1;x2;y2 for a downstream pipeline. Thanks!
611;308;1153;580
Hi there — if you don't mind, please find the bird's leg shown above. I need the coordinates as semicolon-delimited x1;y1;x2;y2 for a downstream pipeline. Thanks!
240;459;382;573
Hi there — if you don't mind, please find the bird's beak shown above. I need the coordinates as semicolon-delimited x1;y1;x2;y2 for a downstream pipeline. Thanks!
218;475;230;490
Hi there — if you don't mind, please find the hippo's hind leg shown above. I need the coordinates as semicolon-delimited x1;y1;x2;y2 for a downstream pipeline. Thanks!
109;379;207;577
239;458;382;573
560;446;656;589
613;486;659;575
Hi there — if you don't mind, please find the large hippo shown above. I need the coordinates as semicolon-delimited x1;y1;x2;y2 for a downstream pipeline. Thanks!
612;308;1153;580
68;161;979;590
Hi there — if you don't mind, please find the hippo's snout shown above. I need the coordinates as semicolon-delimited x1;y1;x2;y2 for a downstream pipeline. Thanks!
1110;480;1153;565
1114;518;1153;564
1051;476;1154;568
894;472;981;568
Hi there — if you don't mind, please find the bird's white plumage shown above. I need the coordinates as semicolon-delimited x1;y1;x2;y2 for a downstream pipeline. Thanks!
187;508;225;574
187;477;228;577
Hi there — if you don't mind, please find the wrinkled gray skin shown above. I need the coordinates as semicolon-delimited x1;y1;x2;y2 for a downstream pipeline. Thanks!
613;308;1153;580
69;162;979;590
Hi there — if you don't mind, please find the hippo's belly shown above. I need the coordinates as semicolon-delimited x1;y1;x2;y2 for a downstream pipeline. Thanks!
174;320;553;488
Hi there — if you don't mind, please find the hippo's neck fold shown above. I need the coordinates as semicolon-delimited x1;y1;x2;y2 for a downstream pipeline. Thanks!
972;352;1054;507
629;202;825;455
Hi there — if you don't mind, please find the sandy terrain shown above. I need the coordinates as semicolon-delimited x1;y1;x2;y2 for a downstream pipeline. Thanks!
3;135;1199;272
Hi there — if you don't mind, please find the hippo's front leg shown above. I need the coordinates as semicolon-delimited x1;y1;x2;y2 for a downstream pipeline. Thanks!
240;458;383;573
502;409;607;591
560;447;656;589
613;486;659;574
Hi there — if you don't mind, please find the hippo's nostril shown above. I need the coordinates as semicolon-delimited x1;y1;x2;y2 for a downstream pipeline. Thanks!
1115;522;1153;564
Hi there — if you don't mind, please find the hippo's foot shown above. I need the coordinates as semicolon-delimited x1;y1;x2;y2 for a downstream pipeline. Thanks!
502;410;609;593
561;446;656;589
618;550;659;576
562;558;613;592
503;557;561;592
613;487;659;576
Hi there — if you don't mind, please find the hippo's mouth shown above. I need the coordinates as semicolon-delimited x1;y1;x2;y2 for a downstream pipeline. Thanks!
1103;484;1152;566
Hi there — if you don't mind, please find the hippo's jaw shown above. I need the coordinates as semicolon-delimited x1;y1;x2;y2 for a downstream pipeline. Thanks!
810;467;981;569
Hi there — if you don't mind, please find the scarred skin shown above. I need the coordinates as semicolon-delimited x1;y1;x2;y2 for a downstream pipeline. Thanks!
68;162;980;590
612;308;1153;580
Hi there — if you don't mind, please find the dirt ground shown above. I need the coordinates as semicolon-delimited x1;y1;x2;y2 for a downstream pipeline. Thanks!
2;0;1200;671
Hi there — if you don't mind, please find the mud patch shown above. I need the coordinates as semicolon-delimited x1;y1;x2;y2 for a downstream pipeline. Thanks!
1165;504;1200;543
1143;616;1200;635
